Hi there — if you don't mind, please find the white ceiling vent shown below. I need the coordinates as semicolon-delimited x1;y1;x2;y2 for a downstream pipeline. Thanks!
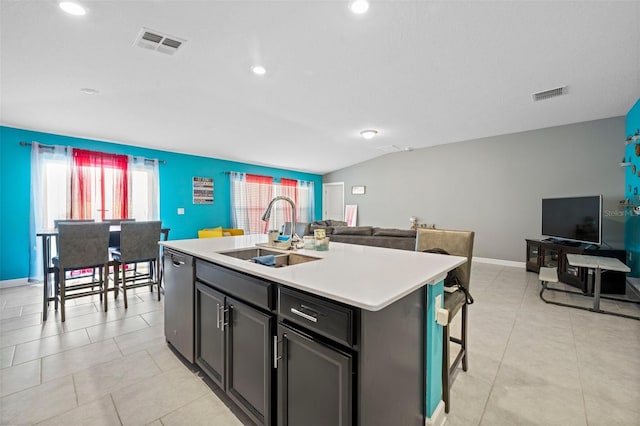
531;86;568;102
135;28;185;55
375;145;402;153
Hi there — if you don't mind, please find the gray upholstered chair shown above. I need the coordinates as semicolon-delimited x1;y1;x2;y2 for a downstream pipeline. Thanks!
110;221;162;309
416;228;475;414
100;218;135;249
52;222;110;322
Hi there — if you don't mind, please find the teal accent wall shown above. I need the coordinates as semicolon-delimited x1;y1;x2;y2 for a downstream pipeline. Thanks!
625;99;640;277
426;280;444;418
0;126;323;281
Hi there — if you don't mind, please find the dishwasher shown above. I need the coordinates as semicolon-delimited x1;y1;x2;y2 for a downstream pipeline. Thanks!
163;249;194;363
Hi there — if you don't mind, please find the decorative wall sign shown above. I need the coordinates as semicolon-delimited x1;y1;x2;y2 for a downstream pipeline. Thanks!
351;185;366;195
193;177;214;204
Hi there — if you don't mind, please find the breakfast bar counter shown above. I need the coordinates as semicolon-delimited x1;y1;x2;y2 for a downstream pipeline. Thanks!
160;234;465;311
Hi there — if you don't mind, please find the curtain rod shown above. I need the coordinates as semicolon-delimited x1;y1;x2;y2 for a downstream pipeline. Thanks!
224;171;314;184
19;141;166;165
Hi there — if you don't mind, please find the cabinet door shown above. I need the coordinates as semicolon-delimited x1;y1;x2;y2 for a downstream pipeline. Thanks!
277;324;352;426
226;298;273;426
195;282;226;389
525;241;541;272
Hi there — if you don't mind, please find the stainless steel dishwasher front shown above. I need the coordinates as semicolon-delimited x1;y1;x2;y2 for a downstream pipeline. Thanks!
163;249;194;363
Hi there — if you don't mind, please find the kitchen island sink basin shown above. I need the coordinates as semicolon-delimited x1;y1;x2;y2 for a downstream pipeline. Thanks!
219;248;321;268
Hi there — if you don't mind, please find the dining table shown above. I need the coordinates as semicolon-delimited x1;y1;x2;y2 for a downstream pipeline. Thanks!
37;225;170;320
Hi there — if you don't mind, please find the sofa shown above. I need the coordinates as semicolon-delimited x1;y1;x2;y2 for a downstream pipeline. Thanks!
306;220;417;251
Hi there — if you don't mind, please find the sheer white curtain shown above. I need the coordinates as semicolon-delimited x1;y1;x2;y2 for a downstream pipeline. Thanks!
128;156;160;220
229;172;249;230
297;180;315;223
29;143;71;282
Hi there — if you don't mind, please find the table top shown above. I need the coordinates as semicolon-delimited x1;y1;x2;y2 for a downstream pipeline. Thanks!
38;225;170;236
161;234;466;311
566;253;631;272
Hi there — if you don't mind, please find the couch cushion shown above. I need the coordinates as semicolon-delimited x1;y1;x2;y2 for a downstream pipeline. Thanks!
332;226;373;236
372;228;417;238
326;220;348;227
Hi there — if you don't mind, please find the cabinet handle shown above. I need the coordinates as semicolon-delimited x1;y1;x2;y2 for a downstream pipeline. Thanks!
216;303;221;329
221;306;230;331
291;307;318;323
273;335;280;369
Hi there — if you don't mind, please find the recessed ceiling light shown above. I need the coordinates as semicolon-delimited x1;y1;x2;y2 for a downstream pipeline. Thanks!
252;66;267;76
80;88;99;95
59;2;87;16
350;0;370;15
360;129;378;140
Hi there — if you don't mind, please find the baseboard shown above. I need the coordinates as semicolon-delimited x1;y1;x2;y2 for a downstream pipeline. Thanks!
473;256;526;268
425;400;447;426
0;277;30;289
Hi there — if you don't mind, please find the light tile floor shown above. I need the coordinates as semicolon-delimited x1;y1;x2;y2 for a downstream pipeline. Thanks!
0;264;638;425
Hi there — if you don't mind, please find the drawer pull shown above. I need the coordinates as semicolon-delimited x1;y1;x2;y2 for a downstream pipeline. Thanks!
291;307;318;323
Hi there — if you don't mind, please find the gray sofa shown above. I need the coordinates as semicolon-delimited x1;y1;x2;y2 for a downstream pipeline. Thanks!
307;220;416;251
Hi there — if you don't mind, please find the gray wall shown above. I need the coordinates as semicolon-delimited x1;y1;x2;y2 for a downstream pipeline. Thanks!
323;117;626;262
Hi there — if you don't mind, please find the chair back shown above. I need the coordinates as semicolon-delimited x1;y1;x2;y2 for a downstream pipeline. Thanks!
119;221;162;263
102;218;135;247
57;222;110;270
416;228;475;290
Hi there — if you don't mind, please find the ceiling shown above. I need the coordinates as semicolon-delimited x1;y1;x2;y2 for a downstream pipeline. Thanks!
2;1;639;174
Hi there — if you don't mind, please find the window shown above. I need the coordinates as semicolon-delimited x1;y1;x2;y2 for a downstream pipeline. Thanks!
229;172;315;234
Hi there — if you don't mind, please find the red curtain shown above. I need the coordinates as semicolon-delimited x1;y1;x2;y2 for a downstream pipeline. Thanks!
71;149;129;220
246;174;274;233
281;178;298;223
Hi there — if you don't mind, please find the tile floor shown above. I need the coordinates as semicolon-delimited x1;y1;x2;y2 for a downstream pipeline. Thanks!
0;263;639;425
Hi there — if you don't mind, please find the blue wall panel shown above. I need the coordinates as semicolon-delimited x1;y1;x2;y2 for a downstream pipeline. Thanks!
0;126;322;280
625;99;640;277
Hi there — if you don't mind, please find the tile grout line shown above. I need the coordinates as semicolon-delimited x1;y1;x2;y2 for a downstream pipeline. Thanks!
110;393;125;426
568;309;591;426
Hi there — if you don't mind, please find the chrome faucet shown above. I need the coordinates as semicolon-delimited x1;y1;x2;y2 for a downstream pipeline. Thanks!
261;196;300;249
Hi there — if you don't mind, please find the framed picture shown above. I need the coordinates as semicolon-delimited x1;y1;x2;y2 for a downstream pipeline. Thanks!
193;177;214;204
351;185;366;195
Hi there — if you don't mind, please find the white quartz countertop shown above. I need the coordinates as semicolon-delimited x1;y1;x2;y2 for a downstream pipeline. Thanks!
161;235;466;311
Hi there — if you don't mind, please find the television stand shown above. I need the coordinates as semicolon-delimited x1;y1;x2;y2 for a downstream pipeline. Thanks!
526;239;626;294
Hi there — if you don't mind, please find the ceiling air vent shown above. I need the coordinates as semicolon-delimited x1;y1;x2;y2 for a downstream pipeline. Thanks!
375;145;402;153
135;28;185;55
532;86;567;102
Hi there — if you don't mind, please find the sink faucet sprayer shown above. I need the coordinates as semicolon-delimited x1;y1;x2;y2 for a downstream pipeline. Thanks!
261;196;301;249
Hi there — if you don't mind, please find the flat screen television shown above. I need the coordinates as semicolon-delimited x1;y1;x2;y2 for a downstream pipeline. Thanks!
541;195;602;245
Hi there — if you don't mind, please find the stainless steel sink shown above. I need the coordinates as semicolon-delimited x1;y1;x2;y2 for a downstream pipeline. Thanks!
219;248;283;260
219;248;320;268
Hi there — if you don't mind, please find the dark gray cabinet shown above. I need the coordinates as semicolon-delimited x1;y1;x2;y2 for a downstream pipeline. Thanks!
276;323;352;426
177;255;428;426
227;298;273;426
195;282;225;388
195;262;274;426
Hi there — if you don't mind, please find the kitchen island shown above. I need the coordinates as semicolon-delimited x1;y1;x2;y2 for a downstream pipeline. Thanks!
161;234;465;426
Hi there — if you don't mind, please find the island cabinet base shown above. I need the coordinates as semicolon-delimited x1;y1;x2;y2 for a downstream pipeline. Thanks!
187;258;430;426
276;285;426;426
358;287;425;426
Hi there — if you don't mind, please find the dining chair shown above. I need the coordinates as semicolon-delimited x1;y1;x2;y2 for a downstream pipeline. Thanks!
101;218;136;249
52;222;111;322
416;228;475;414
110;221;162;309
